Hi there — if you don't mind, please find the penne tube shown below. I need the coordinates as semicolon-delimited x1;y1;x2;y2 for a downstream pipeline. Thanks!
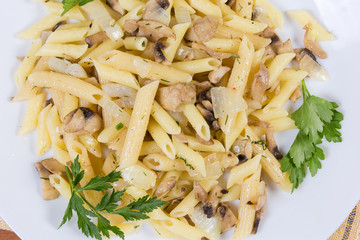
17;15;65;39
97;50;192;85
28;71;104;104
36;43;88;59
223;14;267;34
148;118;176;159
171;58;221;74
183;104;211;141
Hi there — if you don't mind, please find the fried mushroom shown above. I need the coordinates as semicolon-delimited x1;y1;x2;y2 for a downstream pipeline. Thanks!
85;31;109;48
208;66;231;84
217;203;238;233
304;24;328;59
154;176;177;198
41;158;66;179
154;41;168;63
106;0;125;14
248;63;269;109
123;20;175;42
63;107;102;135
266;126;283;160
193;181;208;203
34;162;60;200
203;185;225;218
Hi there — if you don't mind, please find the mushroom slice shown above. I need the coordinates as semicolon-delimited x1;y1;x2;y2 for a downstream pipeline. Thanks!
154;41;168;63
225;0;235;7
194;16;219;42
52;21;67;32
209;66;231;84
295;48;317;62
143;0;171;25
154;176;177;198
123;20;175;42
252;181;267;234
290;85;302;103
196;103;216;127
41;158;66;179
192;43;234;60
157;83;196;112
304;25;328;59
195;81;213;95
203;185;225;218
231;138;253;163
217;203;238;233
261;27;281;45
194;181;208;203
248;63;269;108
266;126;283;160
34;162;60;200
85;31;109;48
276;39;294;54
63;107;102;135
106;0;125;14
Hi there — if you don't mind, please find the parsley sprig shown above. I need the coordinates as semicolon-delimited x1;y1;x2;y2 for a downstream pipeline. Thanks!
61;0;94;16
59;156;166;240
281;80;343;191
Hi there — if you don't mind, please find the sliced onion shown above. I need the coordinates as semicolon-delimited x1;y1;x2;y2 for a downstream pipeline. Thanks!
102;83;137;108
211;87;248;119
189;204;221;240
299;54;329;81
144;4;171;25
48;57;88;78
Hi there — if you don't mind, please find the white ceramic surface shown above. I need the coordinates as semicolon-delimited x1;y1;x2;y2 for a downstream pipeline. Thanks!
0;1;360;240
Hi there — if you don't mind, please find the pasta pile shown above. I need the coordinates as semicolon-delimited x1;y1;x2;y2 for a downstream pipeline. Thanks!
13;0;335;239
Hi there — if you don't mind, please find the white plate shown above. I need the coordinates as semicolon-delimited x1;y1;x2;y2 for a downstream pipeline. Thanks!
1;0;360;240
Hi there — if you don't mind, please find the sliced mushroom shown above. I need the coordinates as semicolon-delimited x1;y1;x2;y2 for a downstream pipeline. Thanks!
209;66;231;84
295;48;317;62
123;20;175;42
154;176;177;198
196;103;216;127
34;162;60;200
85;31;109;48
304;25;328;59
203;185;224;218
154;41;168;63
193;16;219;42
143;0;171;25
225;0;235;7
157;83;196;112
262;45;277;63
252;182;267;234
231;138;253;163
41;158;66;179
106;0;125;14
217;203;238;233
261;28;294;54
192;42;234;60
194;181;208;203
248;118;270;128
276;39;294;54
290;85;302;103
248;63;269;109
63;107;102;135
52;21;66;32
195;81;213;95
266;127;283;160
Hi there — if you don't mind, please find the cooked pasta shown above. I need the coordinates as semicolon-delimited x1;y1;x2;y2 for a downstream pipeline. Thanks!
13;1;336;240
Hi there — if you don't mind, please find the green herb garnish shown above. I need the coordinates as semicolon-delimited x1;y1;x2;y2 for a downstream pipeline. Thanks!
59;156;166;240
281;80;343;191
61;0;93;16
